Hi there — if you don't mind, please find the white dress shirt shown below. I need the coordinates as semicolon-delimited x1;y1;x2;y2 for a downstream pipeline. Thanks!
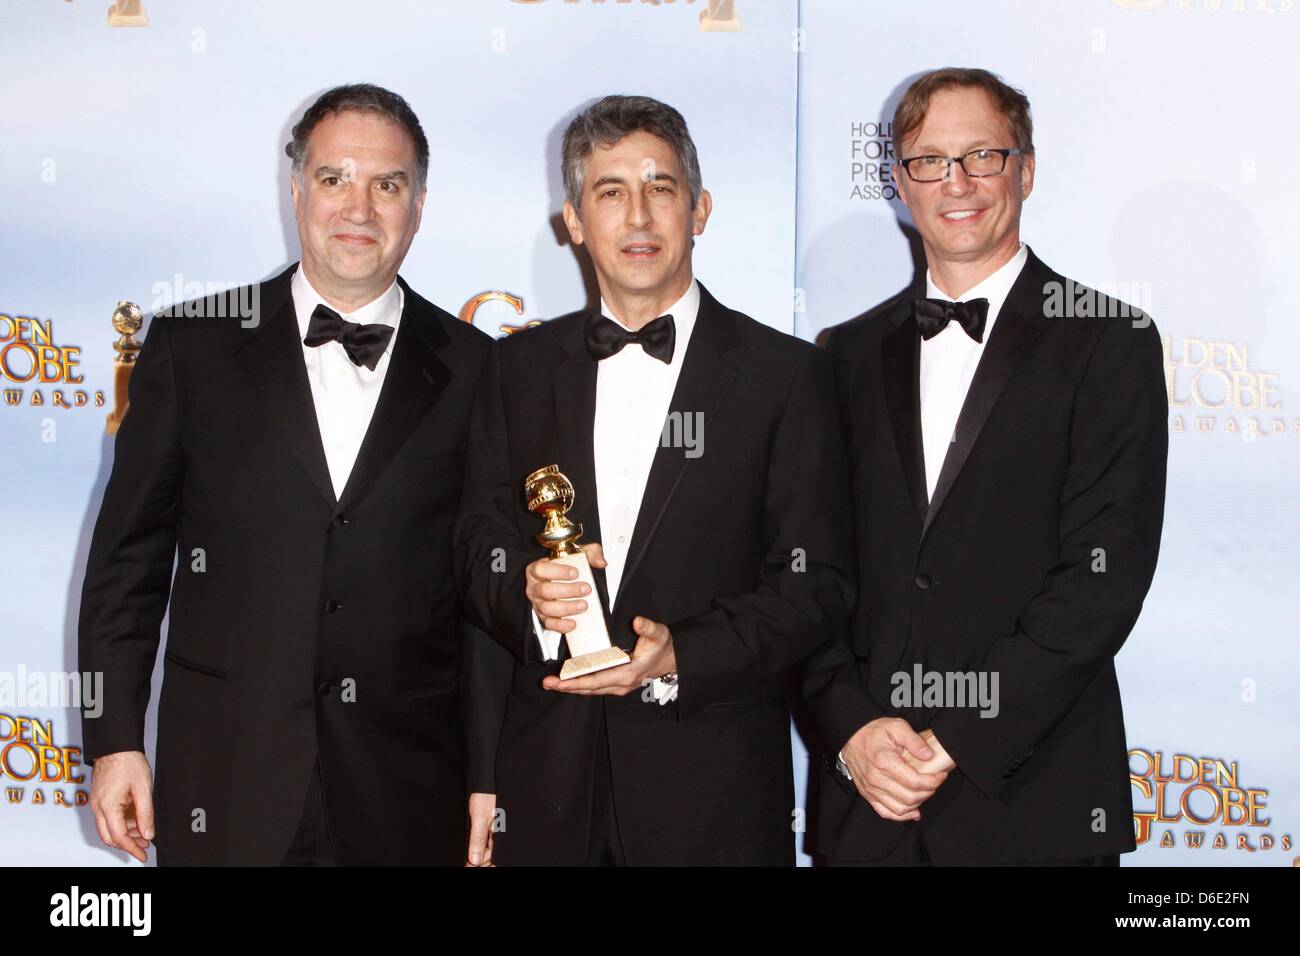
291;266;403;500
837;244;1028;781
532;279;702;705
918;243;1028;499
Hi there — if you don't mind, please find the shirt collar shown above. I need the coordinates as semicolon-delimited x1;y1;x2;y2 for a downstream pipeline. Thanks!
925;243;1029;337
292;264;404;356
599;277;700;364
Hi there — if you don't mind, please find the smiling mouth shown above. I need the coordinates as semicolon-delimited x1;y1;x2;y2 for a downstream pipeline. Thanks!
621;243;661;258
941;210;983;222
333;233;379;245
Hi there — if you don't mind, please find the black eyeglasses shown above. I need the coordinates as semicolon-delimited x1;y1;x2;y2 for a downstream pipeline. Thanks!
898;148;1025;182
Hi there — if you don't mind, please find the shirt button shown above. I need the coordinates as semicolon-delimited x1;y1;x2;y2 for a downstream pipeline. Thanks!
618;535;626;543
332;515;350;528
915;574;932;590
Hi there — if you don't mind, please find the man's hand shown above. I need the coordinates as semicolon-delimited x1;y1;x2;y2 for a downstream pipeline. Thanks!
466;792;497;867
90;750;155;863
839;718;949;822
525;542;606;633
541;615;676;696
902;728;956;775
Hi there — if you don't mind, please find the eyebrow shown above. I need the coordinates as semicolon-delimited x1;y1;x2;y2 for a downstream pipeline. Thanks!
590;171;679;191
312;166;410;182
906;139;998;156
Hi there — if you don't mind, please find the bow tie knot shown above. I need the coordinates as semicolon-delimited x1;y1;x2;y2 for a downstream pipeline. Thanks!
584;312;676;364
303;303;394;371
913;296;990;343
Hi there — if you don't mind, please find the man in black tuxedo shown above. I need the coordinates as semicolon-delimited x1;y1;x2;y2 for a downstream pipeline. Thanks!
455;95;853;865
79;84;491;865
803;68;1167;865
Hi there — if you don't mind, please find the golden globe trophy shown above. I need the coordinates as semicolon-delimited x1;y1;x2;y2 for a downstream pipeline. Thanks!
106;301;143;435
525;465;630;679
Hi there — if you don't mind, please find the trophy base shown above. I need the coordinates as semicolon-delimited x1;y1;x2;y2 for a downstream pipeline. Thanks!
107;4;149;27
699;12;741;32
560;645;631;680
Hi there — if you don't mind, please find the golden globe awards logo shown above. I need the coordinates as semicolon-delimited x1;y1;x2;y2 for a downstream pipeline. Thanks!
1163;335;1294;439
1130;748;1290;854
0;311;105;411
0;714;88;809
459;291;542;336
848;122;898;201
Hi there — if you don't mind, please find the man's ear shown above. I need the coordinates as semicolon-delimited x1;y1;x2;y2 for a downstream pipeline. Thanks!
290;174;301;210
692;189;713;237
1019;151;1036;201
893;163;912;212
562;200;585;246
412;185;427;234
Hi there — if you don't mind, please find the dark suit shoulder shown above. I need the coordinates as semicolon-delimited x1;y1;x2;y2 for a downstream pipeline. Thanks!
1029;262;1162;357
147;275;286;356
720;304;821;361
822;290;912;357
495;308;585;362
403;285;493;355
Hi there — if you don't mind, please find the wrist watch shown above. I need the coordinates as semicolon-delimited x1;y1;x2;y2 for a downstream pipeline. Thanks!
657;671;678;685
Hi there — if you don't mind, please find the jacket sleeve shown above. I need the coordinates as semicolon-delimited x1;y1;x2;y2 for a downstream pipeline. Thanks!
796;328;889;759
669;345;857;719
78;315;184;763
929;314;1169;798
461;620;512;794
452;342;542;665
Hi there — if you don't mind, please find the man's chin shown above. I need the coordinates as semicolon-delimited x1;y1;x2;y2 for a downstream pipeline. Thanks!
323;256;385;284
603;265;672;297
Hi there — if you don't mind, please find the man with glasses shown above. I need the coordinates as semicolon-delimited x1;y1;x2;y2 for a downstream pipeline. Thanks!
801;68;1168;865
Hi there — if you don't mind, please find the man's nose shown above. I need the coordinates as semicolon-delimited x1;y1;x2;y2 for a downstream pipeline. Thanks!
625;190;652;229
341;182;375;222
940;159;975;196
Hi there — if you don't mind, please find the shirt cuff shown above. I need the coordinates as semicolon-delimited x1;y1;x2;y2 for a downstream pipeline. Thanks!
649;677;678;705
836;749;853;781
529;607;564;662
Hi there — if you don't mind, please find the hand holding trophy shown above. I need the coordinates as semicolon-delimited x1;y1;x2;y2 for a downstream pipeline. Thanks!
524;465;631;679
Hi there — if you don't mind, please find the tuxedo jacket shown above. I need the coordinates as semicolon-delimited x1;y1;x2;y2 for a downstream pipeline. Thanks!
78;263;492;865
803;248;1168;864
454;282;854;865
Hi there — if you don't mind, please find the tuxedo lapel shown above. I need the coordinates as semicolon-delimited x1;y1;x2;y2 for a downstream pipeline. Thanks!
921;254;1048;540
548;317;611;619
613;282;740;618
881;315;928;525
336;277;452;515
236;266;336;508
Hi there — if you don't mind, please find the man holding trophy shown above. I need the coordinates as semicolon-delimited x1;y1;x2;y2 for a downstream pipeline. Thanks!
454;95;854;865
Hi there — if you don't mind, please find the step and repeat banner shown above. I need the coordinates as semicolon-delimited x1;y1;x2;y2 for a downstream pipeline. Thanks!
0;0;1294;866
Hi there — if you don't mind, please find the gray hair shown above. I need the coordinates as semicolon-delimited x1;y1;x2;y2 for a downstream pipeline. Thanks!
561;95;703;213
285;83;429;190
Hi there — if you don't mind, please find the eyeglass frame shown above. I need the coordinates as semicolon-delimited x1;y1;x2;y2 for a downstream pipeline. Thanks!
897;147;1026;182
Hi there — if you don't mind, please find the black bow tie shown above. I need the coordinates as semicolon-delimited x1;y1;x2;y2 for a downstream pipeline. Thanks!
584;312;676;364
303;303;394;371
913;297;990;343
